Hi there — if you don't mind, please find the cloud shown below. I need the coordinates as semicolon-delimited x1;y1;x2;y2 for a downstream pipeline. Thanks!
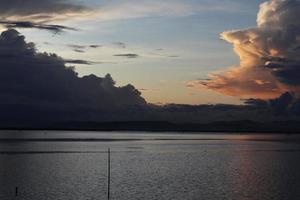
0;29;289;126
67;44;86;53
0;0;93;33
67;44;86;49
94;0;243;22
0;29;146;124
73;49;85;53
89;45;102;48
188;0;300;99
113;42;126;49
1;27;299;127
67;44;103;53
148;92;300;124
96;1;195;21
114;54;139;58
0;0;243;33
64;59;96;65
0;0;90;22
245;92;300;115
0;20;77;33
64;59;115;65
148;51;181;59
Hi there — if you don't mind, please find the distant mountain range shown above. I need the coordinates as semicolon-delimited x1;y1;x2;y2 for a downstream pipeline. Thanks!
1;120;300;133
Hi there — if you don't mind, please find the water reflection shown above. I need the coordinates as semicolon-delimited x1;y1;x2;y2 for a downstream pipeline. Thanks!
228;143;300;200
0;132;299;200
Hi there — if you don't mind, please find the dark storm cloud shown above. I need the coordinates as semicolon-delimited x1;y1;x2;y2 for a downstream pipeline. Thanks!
0;29;146;124
0;0;90;33
0;20;78;33
244;92;300;115
114;54;139;58
264;58;300;85
0;0;88;21
154;93;300;123
269;92;295;114
1;29;300;128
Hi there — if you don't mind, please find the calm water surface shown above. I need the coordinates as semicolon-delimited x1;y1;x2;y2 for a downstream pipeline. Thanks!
0;131;299;200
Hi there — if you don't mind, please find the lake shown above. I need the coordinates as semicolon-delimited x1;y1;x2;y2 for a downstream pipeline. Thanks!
0;131;299;200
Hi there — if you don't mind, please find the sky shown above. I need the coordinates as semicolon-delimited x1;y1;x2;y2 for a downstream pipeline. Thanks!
9;0;266;105
1;0;300;126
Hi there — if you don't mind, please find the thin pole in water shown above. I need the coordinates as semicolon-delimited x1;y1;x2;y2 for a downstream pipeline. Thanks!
107;148;111;200
15;187;18;197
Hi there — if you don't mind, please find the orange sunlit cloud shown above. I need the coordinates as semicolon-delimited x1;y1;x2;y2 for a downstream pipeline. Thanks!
187;0;300;99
